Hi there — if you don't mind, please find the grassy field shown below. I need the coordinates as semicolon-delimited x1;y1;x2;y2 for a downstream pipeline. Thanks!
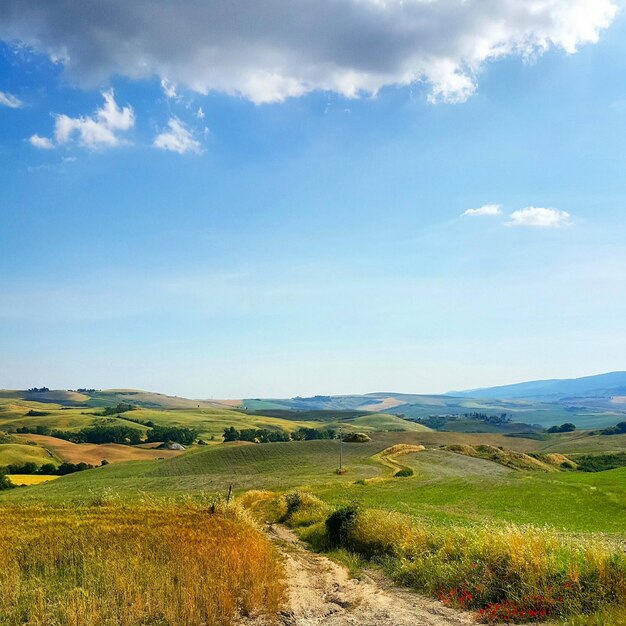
0;398;624;625
265;490;625;624
0;442;59;466
3;431;624;536
0;501;284;626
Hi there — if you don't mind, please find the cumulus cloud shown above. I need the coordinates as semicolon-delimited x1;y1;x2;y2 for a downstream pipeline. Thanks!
0;89;22;108
462;204;502;217
0;0;617;104
54;90;134;148
31;90;134;150
29;134;54;149
153;118;201;154
507;207;572;227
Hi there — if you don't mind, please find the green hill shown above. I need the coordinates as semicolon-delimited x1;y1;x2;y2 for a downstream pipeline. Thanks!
0;443;59;467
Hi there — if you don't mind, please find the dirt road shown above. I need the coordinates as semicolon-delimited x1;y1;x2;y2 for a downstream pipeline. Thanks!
266;524;478;626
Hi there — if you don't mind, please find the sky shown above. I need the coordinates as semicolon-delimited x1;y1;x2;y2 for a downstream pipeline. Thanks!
1;0;626;399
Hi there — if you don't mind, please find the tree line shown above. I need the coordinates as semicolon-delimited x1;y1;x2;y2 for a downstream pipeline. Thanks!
15;423;197;446
223;426;338;443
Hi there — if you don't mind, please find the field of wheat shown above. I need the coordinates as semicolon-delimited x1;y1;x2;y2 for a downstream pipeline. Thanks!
0;500;285;626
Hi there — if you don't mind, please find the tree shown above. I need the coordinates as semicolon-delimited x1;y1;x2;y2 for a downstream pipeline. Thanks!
547;423;576;434
223;426;240;442
147;426;197;446
0;470;14;491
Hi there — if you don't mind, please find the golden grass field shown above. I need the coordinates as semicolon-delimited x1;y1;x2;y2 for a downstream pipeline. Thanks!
0;501;285;626
7;474;60;486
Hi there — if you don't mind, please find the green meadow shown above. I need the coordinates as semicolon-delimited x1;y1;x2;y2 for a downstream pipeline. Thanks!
2;428;624;536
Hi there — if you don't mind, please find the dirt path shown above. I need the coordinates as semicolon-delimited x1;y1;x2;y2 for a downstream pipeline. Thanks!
266;524;478;626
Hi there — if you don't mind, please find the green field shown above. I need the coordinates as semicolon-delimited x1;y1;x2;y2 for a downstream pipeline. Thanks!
1;389;624;537
2;430;623;536
0;443;59;467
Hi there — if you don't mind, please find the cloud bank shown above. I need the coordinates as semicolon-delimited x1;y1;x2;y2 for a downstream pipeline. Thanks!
0;0;618;103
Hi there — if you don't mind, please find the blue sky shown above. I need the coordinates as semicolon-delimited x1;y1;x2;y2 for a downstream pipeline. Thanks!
1;1;625;398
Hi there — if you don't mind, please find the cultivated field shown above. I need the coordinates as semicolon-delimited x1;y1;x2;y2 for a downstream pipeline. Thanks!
15;434;184;464
0;501;284;626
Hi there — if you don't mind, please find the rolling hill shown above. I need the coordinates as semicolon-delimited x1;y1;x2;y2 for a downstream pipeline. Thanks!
451;371;626;400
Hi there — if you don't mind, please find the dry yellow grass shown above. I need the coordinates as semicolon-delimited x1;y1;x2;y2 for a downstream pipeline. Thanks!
373;444;426;475
15;434;184;464
443;444;562;472
8;474;60;486
0;501;285;626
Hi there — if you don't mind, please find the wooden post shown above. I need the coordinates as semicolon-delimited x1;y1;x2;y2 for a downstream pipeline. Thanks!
226;483;233;505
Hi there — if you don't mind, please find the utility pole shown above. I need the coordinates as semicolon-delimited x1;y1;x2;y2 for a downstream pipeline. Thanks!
339;426;343;472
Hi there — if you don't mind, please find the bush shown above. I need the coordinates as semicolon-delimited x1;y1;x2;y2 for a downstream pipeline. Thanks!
0;471;14;491
601;421;626;435
97;403;135;416
394;467;414;477
325;502;360;547
343;432;371;443
278;490;329;527
575;453;626;472
547;423;576;433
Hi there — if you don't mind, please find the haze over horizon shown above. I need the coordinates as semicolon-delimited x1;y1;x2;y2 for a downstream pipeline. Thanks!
2;1;626;398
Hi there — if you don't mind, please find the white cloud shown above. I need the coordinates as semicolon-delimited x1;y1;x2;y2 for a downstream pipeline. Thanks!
507;207;572;227
0;0;617;104
30;90;134;150
161;78;177;99
463;204;502;217
54;90;134;149
0;90;22;108
29;134;54;149
197;107;204;120
153;117;201;154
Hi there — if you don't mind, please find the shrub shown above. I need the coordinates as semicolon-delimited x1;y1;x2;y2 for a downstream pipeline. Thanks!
343;432;371;443
547;423;576;433
97;402;135;416
601;421;626;435
278;490;329;527
325;502;360;547
575;453;626;472
0;471;14;491
394;467;414;477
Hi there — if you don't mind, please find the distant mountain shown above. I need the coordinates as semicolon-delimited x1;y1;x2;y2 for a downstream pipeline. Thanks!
451;371;626;400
